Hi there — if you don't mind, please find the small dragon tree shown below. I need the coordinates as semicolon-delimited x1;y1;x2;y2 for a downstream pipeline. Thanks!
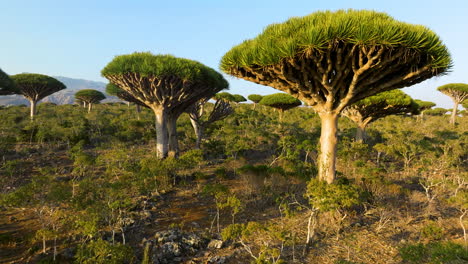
232;94;247;104
259;93;301;121
414;99;436;120
425;107;448;116
248;94;263;109
187;96;233;149
0;68;18;95
214;92;236;102
342;90;419;142
101;52;228;158
75;89;106;113
437;83;468;125
221;9;451;183
11;73;66;120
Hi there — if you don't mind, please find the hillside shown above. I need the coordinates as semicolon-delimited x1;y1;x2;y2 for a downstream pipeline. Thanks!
0;103;466;263
0;76;118;105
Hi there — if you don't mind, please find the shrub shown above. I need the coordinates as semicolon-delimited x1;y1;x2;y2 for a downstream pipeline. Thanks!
74;239;133;264
399;241;468;264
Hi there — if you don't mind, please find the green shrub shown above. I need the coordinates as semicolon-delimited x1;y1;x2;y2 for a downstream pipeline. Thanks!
420;222;444;242
399;241;468;264
74;239;133;264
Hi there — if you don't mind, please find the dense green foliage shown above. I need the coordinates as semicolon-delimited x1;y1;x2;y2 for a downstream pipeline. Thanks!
399;242;468;264
259;93;302;111
220;9;451;70
414;99;436;111
437;83;468;94
102;52;228;89
0;68;18;95
248;94;263;103
425;108;448;116
11;73;66;100
343;90;419;123
75;89;106;104
214;92;236;102
232;94;247;103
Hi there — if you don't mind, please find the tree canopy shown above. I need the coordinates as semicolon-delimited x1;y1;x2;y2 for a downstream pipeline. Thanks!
102;52;228;109
75;89;106;104
11;73;66;101
221;9;451;110
232;94;247;103
414;99;436;111
248;94;263;104
11;73;66;119
425;108;448;116
0;68;18;95
259;93;302;111
214;92;236;102
220;9;451;183
342;90;419;141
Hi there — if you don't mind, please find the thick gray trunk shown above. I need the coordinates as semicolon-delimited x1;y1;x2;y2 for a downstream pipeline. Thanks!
450;101;459;125
167;113;180;158
153;108;168;159
190;118;204;149
355;123;367;142
318;113;338;184
136;104;141;120
29;100;37;120
88;103;92;113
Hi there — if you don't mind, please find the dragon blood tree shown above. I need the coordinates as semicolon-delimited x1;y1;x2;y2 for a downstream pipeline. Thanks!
437;83;468;125
220;9;451;183
232;94;247;104
259;93;301;121
11;73;66;120
0;68;18;95
214;92;236;102
414;99;436;120
74;89;106;113
102;52;228;158
187;96;233;149
342;90;419;142
248;94;263;109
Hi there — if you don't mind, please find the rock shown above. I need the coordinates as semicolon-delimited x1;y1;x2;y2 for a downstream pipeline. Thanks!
208;256;228;264
207;239;224;249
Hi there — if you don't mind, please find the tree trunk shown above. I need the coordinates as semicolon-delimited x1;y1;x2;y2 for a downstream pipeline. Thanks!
29;99;37;120
167;113;180;158
42;234;46;253
83;101;86;108
278;109;284;122
153;108;168;159
318;112;339;183
136;104;141;120
355;123;367;142
189;118;204;149
88;103;92;113
450;101;459;125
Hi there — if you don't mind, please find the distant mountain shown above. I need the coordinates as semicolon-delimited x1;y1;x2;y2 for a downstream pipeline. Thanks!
0;76;120;105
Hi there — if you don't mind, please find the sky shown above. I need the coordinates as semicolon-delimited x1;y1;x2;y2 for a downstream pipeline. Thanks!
1;0;467;108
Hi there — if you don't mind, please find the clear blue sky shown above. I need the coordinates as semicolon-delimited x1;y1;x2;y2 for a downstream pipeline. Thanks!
1;0;467;108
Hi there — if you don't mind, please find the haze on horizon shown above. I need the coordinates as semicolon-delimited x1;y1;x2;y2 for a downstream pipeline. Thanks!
1;0;467;109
